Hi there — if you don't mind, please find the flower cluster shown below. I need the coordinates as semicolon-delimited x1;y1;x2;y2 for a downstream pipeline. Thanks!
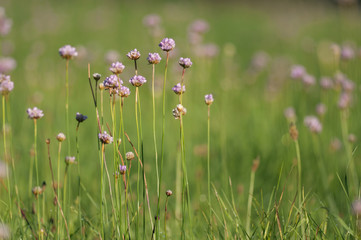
109;61;125;74
119;165;127;175
76;112;88;123
304;116;322;134
204;94;214;105
56;133;66;142
119;86;131;98
129;75;147;87
147;53;161;64
27;107;44;119
159;38;175;52
59;45;78;60
103;75;122;90
99;131;113;144
0;74;13;95
172;83;186;95
65;156;76;165
179;57;192;68
172;104;187;119
0;7;12;36
127;49;141;60
0;57;16;73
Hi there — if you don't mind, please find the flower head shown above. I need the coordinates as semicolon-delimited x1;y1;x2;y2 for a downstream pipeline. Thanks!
119;165;127;175
172;83;186;95
143;14;161;28
32;186;43;199
188;19;209;34
99;131;113;144
320;77;333;90
284;107;296;122
0;7;12;37
0;57;16;73
205;94;214;106
126;49;140;60
56;133;66;142
59;45;78;60
147;53;161;64
129;75;147;87
76;112;88;123
103;75;122;89
0;74;10;83
302;74;315;87
126;152;135;161
159;38;175;52
338;92;352;110
179;57;192;68
109;61;125;74
0;79;13;95
93;73;101;81
290;65;306;80
27;107;44;119
172;105;187;119
304;116;322;134
166;190;173;197
316;103;327;116
65;156;76;165
119;86;131;98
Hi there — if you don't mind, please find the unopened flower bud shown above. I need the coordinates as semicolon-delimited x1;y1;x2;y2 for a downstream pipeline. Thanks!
56;133;66;142
166;190;173;197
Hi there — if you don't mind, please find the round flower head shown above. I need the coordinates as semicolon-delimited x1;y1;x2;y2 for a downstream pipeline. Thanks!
205;94;214;106
0;74;10;83
76;112;88;123
172;83;186;95
0;57;16;73
0;8;12;37
338;92;352;110
189;19;209;34
27;107;44;119
320;77;334;90
159;38;175;52
284;107;296;122
304;116;322;134
143;14;161;28
56;133;66;142
179;57;192;68
290;65;306;80
32;186;42;199
109;61;125;74
65;156;76;165
119;86;131;98
316;103;327;116
302;74;315;87
341;45;355;60
119;165;127;175
93;73;101;81
129;75;147;87
166;190;173;197
126;151;135;161
0;79;13;95
172;105;187;119
147;53;161;64
59;45;78;60
126;49;141;60
104;75;122;89
99;131;113;144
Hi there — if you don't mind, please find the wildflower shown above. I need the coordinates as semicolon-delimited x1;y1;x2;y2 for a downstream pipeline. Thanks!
126;49;140;60
56;133;66;142
32;186;43;199
289;123;298;141
204;94;214;105
129;75;147;87
284;107;296;122
0;223;10;239
27;107;44;119
338;92;351;110
179;57;192;68
59;45;78;60
119;86;130;98
166;190;173;197
341;45;355;60
143;14;161;28
302;74;315;87
76;112;88;123
0;161;7;179
188;19;209;34
147;53;161;64
172;83;185;95
316;103;327;116
290;65;306;79
93;73;101;81
103;75;122;89
0;74;10;83
0;7;12;37
0;79;13;95
304;116;322;134
159;38;175;52
349;134;357;143
126;152;135;161
352;199;361;217
65;156;76;165
119;165;127;175
109;61;125;74
99;83;105;90
320;77;333;90
330;138;342;152
341;79;355;92
0;57;16;73
99;131;113;144
114;171;120;179
172;105;187;119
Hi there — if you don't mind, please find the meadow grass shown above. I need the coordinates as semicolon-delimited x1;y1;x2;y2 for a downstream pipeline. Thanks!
1;0;361;239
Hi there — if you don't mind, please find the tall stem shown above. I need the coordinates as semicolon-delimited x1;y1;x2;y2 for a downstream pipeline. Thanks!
100;143;105;238
207;105;212;229
152;63;159;205
135;86;140;239
76;123;83;239
65;60;70;156
246;170;255;236
57;141;62;240
295;139;305;240
34;119;41;236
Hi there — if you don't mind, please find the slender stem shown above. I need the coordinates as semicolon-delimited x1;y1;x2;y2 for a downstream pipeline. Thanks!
152;63;159;204
164;197;169;239
76;122;83;240
57;142;62;240
135;86;140;239
295;139;305;240
100;143;105;238
33;119;41;236
63;165;68;230
65;60;70;156
157;51;169;239
246;170;255;236
207;105;212;229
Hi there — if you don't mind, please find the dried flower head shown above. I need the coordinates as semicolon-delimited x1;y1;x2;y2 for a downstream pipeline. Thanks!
147;53;161;64
27;107;44;119
304;116;322;134
119;165;127;175
109;61;125;74
76;112;88;123
99;131;113;144
179;57;192;68
127;49;141;60
290;65;306;80
166;190;173;197
0;57;16;73
59;45;78;60
129;75;147;87
289;123;299;141
104;75;122;90
0;79;13;95
99;83;105;90
126;152;135;161
56;133;66;142
119;86;130;98
172;105;187;119
172;83;186;95
32;186;43;199
159;38;175;52
204;94;214;106
93;73;101;81
65;156;76;165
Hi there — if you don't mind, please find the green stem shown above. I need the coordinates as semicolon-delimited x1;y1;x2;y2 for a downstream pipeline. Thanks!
65;60;70;156
135;86;140;239
164;197;169;239
295;139;305;240
57;142;62;240
207;105;212;231
76;123;83;239
152;63;160;209
100;143;104;238
34;119;41;236
246;170;255;236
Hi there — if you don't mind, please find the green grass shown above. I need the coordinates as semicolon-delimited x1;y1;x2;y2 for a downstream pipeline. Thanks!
1;0;361;238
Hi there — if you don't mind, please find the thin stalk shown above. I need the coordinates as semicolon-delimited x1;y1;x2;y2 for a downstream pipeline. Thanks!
65;59;70;156
76;122;83;240
100;143;105;239
152;63;159;209
207;105;212;230
135;86;140;239
246;168;256;236
63;165;68;229
294;139;305;240
164;196;169;239
34;119;41;235
157;51;169;239
57;141;62;240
